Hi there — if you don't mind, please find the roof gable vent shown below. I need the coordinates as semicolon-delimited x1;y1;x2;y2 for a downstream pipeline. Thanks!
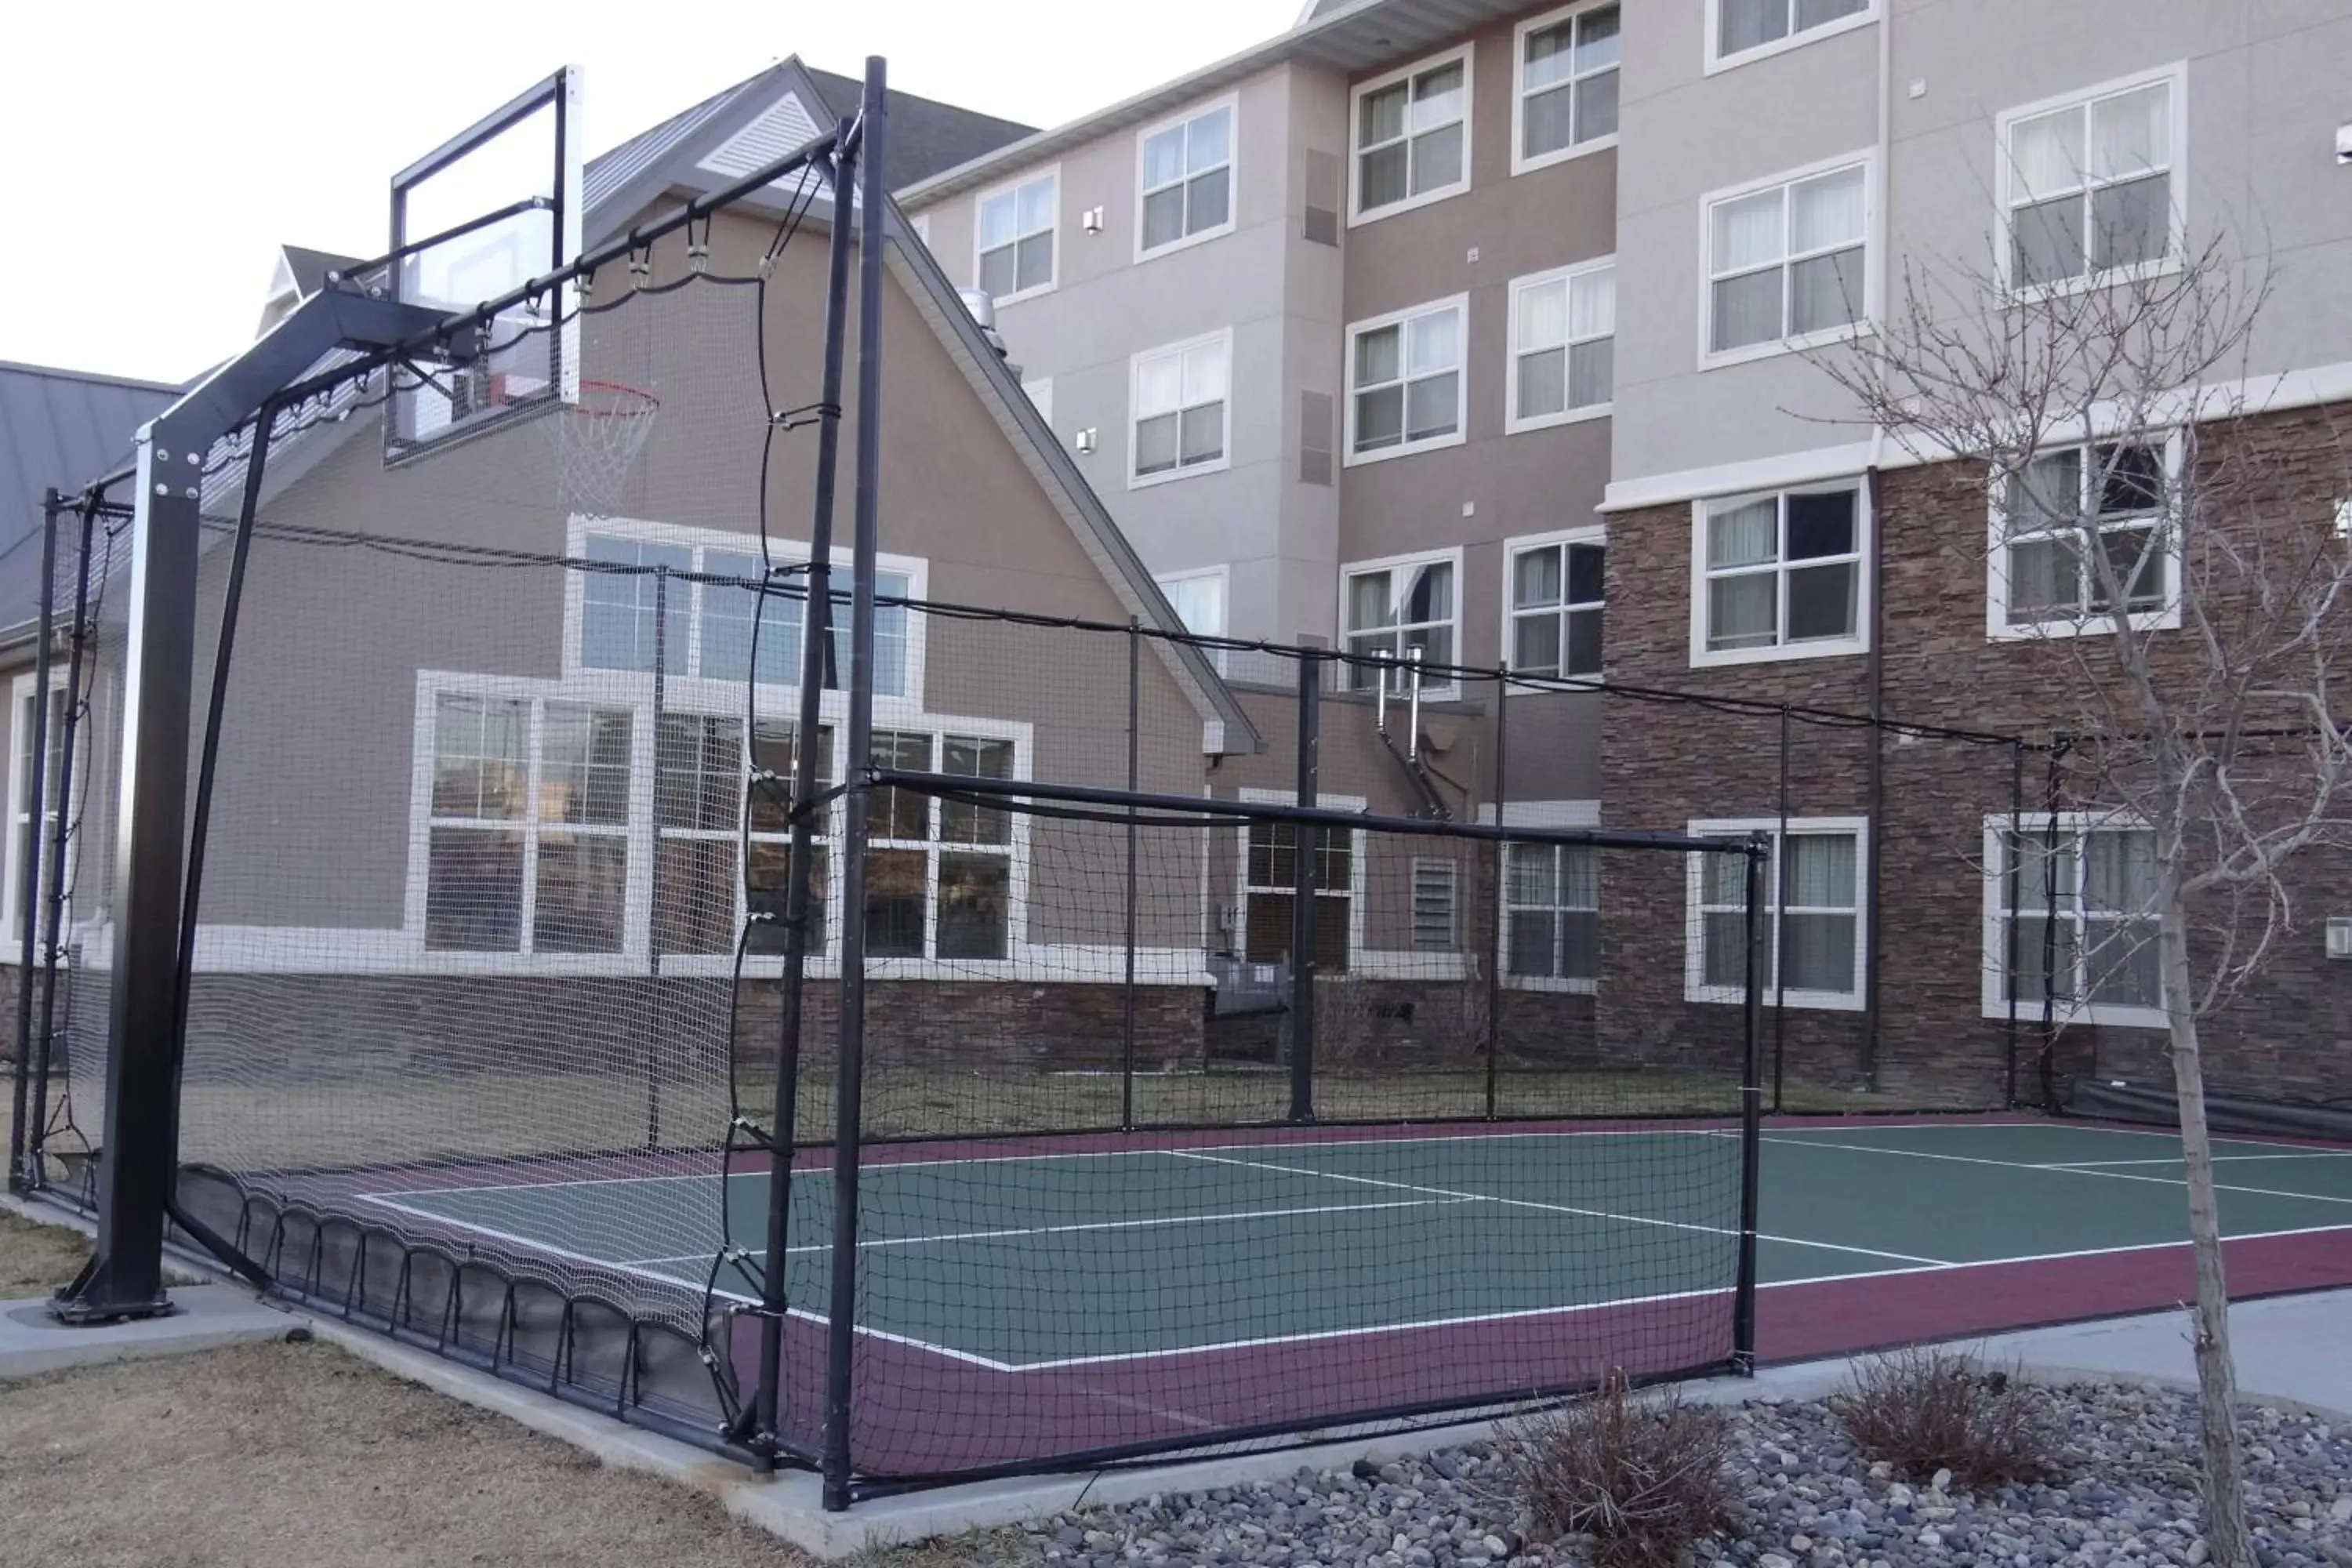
699;93;825;180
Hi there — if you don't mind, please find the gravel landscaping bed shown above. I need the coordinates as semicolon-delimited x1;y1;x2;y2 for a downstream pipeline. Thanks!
975;1385;2352;1568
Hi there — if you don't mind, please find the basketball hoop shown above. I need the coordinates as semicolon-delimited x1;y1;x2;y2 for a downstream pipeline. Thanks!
548;379;660;517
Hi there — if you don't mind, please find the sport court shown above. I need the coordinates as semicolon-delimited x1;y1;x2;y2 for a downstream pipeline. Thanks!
358;1118;2352;1473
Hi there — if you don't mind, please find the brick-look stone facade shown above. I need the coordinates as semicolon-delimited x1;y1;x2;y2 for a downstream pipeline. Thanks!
1597;406;2352;1109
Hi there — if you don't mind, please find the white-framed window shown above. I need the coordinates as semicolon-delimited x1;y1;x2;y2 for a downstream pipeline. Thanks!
1691;482;1868;666
1508;528;1605;681
866;730;1021;962
1342;549;1460;695
1508;260;1615;430
1703;154;1871;365
1687;818;1867;1010
1156;568;1229;673
1982;813;2162;1029
568;519;925;702
3;674;69;949
1706;0;1875;73
1138;97;1236;258
653;713;830;959
1352;45;1473;223
1999;67;2183;294
1990;437;2181;639
1505;841;1599;989
423;692;633;955
1345;295;1467;463
975;167;1059;304
1131;331;1232;486
1514;2;1620;173
1237;787;1363;973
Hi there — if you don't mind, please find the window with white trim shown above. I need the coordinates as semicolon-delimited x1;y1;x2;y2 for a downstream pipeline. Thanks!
1506;842;1598;985
1996;440;2176;634
1711;0;1871;67
1517;3;1619;169
976;170;1058;301
1510;533;1604;679
2003;73;2177;291
1354;49;1471;218
654;714;830;958
1139;102;1234;255
1706;160;1868;358
866;730;1017;961
1343;553;1457;693
1987;816;2161;1021
1243;818;1354;972
1689;819;1865;1007
1347;298;1465;460
1131;333;1231;484
425;695;632;953
1697;485;1865;661
4;677;67;948
1157;569;1227;672
578;529;915;699
1510;261;1614;427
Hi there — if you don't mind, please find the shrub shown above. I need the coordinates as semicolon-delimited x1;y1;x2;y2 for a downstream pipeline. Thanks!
1832;1347;2059;1486
1501;1372;1740;1568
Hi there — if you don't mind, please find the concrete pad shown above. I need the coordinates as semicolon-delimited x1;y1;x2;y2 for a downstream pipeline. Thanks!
1967;1288;2352;1417
0;1286;297;1380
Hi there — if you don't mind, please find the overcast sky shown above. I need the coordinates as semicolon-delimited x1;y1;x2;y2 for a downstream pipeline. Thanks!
0;0;1294;386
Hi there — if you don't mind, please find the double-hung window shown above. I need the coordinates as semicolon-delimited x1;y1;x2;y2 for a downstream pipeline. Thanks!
866;731;1018;962
1131;332;1231;485
1986;815;2161;1024
1342;551;1457;693
4;677;68;949
1706;159;1869;359
1689;819;1865;1009
425;694;632;954
654;715;830;958
1243;816;1355;972
1138;101;1234;256
1353;49;1471;220
1994;440;2176;635
1510;261;1614;428
1711;0;1871;69
976;169;1058;303
1509;532;1605;680
1696;485;1866;662
1347;297;1466;461
1516;3;1619;170
2003;71;2178;292
1506;843;1599;985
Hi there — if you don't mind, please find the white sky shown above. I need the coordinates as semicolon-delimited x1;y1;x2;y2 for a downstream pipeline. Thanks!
0;0;1296;386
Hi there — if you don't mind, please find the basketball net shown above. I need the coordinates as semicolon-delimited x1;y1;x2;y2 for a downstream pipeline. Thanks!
548;379;660;518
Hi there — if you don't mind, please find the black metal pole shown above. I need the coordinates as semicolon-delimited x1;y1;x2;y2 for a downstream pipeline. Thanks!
28;499;99;1186
1484;667;1507;1121
1773;707;1789;1113
758;125;860;1472
820;58;887;1515
53;428;206;1323
647;568;668;1151
8;492;61;1193
1121;617;1140;1131
2039;740;2065;1112
2004;742;2024;1110
1287;653;1321;1125
1730;837;1768;1374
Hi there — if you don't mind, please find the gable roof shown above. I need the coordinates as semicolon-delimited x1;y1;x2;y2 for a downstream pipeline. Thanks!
0;360;178;640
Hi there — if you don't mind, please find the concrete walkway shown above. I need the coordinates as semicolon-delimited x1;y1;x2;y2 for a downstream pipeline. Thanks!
1972;1290;2352;1417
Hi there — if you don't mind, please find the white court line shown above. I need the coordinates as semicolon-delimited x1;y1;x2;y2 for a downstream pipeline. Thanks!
2041;1152;2352;1168
1762;1135;2352;1206
1167;1149;1950;1267
615;1196;1478;1268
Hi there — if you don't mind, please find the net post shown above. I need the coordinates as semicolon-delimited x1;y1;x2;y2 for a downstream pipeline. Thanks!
1287;651;1321;1125
759;121;861;1477
1121;616;1140;1131
2003;740;2025;1110
28;497;98;1188
2038;737;2067;1112
8;490;61;1194
820;56;889;1514
1773;706;1789;1114
646;567;669;1151
1731;833;1769;1375
1484;665;1507;1122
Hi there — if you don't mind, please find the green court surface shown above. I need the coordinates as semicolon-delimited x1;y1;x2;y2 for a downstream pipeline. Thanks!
361;1120;2352;1370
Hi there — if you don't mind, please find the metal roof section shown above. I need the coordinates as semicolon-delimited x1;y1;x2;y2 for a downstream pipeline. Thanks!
901;0;1523;205
0;361;178;637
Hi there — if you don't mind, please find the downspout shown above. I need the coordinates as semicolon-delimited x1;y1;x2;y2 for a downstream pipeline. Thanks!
1860;2;1895;1094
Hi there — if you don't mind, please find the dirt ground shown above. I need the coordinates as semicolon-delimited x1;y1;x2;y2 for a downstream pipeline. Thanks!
0;1209;1008;1568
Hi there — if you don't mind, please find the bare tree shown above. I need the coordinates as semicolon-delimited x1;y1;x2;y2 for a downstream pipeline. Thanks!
1813;234;2352;1568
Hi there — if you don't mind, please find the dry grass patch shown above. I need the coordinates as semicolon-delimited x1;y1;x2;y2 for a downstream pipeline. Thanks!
1501;1373;1740;1568
0;1204;89;1297
1833;1347;2060;1487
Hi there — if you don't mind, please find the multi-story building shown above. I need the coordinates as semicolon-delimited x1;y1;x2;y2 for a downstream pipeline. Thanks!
898;0;2352;1111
